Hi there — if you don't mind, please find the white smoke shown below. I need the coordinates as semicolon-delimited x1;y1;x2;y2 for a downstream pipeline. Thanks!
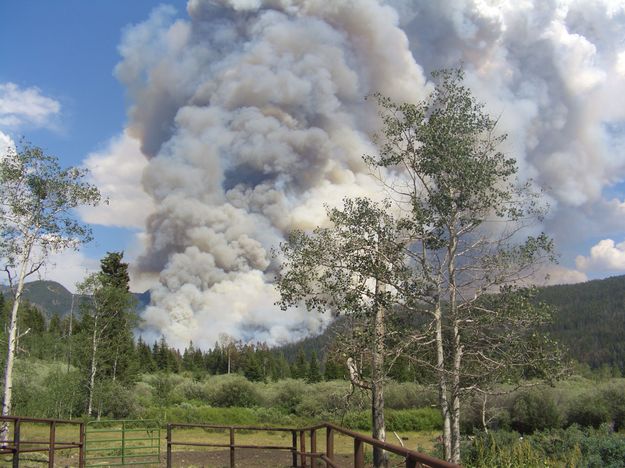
118;0;427;349
115;0;625;348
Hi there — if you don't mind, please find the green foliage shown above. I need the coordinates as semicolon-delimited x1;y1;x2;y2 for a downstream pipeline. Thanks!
343;408;442;432
307;351;322;383
211;376;261;408
463;425;625;468
510;389;561;433
566;394;611;428
272;379;305;413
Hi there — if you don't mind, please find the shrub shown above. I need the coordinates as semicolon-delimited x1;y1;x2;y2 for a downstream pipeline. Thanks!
342;408;442;432
510;389;561;433
463;425;625;468
272;379;305;413
599;382;625;430
212;376;260;408
384;382;436;410
566;395;611;428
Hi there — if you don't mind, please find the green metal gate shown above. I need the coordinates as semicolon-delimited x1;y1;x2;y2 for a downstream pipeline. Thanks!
84;420;160;466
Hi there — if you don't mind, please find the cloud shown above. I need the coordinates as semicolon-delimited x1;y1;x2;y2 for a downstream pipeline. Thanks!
538;264;588;286
0;82;60;128
0;131;15;155
38;249;100;293
78;132;155;229
576;239;625;271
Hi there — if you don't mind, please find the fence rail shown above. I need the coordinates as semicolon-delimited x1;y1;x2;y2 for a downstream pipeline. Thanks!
166;422;459;468
0;415;84;468
0;415;459;467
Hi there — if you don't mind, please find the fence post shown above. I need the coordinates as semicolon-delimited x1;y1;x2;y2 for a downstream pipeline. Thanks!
291;430;298;468
166;424;172;468
354;437;364;468
310;429;317;465
325;426;334;466
121;420;126;465
405;454;418;468
12;418;20;468
229;427;235;468
299;430;307;468
79;422;85;468
48;421;56;468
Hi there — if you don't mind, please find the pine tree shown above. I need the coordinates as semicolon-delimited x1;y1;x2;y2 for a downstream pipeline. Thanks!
292;348;309;380
307;351;322;383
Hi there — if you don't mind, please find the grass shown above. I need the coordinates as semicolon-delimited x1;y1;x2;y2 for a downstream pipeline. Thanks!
0;419;441;466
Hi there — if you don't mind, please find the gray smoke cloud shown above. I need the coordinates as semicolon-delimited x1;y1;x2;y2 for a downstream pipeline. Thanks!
118;0;428;349
116;0;625;349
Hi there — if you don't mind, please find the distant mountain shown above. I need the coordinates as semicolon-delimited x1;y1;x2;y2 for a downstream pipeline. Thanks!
0;280;151;318
275;275;625;371
4;276;625;370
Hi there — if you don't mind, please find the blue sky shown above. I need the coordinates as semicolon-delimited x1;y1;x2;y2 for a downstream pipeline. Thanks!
0;1;185;288
1;0;625;303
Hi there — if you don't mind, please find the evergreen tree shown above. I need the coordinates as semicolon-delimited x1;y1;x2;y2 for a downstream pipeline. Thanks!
292;348;309;379
307;351;322;383
136;337;156;373
98;252;137;384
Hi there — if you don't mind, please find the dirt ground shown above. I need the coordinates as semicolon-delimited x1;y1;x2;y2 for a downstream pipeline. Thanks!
23;449;352;467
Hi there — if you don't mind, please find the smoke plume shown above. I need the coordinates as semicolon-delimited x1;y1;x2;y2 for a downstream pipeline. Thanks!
115;0;625;349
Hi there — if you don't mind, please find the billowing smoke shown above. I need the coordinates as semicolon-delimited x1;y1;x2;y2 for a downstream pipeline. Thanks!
118;0;428;349
116;0;625;349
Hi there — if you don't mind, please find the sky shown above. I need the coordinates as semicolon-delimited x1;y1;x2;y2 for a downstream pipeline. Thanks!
1;0;625;348
0;0;187;290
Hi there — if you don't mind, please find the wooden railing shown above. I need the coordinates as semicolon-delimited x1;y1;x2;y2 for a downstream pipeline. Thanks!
166;422;459;468
0;415;85;467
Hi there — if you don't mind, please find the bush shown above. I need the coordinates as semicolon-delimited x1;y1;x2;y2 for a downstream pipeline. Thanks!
566;395;611;428
510;389;561;433
272;379;305;413
343;408;442;432
212;376;260;408
384;382;436;410
599;382;625;430
463;425;625;468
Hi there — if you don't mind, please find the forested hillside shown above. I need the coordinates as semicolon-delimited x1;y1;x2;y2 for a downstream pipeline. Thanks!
539;275;625;371
2;274;625;374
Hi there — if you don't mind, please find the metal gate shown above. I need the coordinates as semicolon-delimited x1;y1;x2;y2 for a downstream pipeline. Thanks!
84;419;160;466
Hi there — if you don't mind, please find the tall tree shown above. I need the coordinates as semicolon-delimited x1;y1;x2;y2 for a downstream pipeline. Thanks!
0;144;101;429
367;68;562;462
98;252;137;384
78;252;136;417
278;198;411;467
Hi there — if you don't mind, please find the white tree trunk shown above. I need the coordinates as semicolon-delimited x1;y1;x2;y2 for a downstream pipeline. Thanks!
372;279;387;468
448;232;462;464
435;300;452;461
87;314;99;417
451;327;462;464
1;240;34;443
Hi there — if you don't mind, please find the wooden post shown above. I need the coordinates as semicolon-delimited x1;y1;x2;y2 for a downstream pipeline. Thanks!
310;429;317;466
291;430;298;468
354;437;364;468
12;418;20;468
121;421;126;465
78;422;85;468
405;455;418;468
48;421;56;468
325;427;334;466
300;430;307;468
166;424;172;468
229;427;235;468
